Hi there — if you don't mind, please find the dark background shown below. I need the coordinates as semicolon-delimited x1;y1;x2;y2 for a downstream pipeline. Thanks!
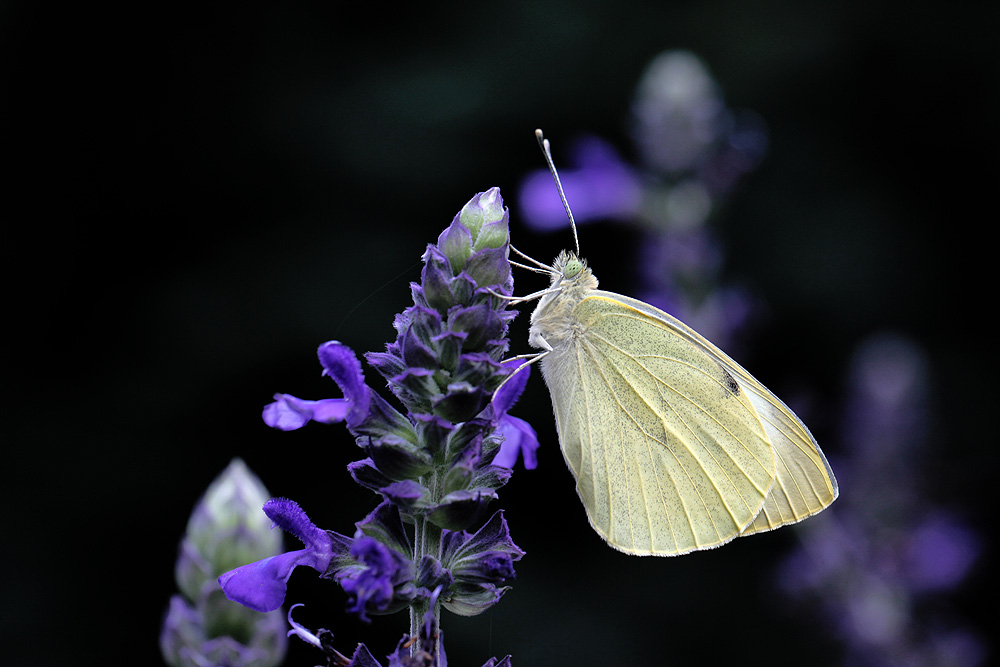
5;2;995;665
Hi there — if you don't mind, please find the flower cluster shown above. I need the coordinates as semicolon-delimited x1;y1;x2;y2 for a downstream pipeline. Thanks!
161;459;288;667
219;188;535;666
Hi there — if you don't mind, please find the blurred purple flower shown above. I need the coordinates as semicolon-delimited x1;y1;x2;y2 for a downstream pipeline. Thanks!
519;136;642;230
517;50;765;351
904;512;980;593
778;333;984;665
162;459;289;667
161;593;288;667
631;49;767;190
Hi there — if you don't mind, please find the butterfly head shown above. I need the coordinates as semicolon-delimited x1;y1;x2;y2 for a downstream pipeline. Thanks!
551;250;598;292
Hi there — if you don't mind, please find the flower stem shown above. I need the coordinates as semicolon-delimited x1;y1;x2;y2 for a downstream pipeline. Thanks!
409;470;446;662
410;512;425;647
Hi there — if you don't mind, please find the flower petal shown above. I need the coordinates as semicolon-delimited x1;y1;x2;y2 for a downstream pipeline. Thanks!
219;549;314;612
465;247;510;289
218;499;343;612
263;498;333;570
263;394;350;431
317;341;371;427
338;536;414;622
437;216;473;273
379;480;427;509
492;359;530;415
493;415;538;470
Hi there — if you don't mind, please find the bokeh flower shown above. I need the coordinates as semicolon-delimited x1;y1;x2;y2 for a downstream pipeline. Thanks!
161;459;289;667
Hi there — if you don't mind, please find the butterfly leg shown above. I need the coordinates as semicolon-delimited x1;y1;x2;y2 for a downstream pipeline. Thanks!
491;347;550;398
486;285;561;305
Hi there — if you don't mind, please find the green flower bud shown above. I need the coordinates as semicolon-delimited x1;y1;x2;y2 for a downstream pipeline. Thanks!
176;458;279;602
459;188;508;246
163;459;288;667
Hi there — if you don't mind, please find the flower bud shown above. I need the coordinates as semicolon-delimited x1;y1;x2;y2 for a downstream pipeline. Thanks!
438;511;523;617
442;583;509;617
367;434;434;480
160;593;289;667
436;217;473;274
347;457;393;493
379;480;429;510
336;535;416;621
426;488;498;531
458;188;508;248
442;510;523;585
162;459;288;667
431;381;488;423
465;247;510;290
176;459;279;603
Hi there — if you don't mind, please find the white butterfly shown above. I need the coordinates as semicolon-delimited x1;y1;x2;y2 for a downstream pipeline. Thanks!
511;130;837;556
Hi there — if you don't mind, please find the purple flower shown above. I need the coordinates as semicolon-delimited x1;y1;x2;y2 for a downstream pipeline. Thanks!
904;512;980;592
493;415;538;470
250;188;530;663
219;498;347;613
778;333;983;663
338;536;415;622
263;341;372;431
492;359;539;470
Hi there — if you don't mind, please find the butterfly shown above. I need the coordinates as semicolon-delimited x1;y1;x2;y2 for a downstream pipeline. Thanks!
512;130;838;556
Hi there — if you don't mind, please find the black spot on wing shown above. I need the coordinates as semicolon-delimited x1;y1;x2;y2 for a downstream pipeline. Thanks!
720;367;740;396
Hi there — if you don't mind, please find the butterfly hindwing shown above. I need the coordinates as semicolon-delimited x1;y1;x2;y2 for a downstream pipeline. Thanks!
735;379;839;535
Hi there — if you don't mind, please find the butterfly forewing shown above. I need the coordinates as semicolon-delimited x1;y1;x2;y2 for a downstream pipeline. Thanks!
589;289;839;538
541;293;778;556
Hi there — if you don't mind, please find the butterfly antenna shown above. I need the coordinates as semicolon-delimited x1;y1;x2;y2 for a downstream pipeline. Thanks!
535;129;580;256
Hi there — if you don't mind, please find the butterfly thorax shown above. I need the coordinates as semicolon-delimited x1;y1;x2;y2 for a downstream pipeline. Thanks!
528;251;598;351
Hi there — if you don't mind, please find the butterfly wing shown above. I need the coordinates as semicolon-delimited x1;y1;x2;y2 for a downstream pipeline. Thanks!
540;292;778;556
727;367;839;536
587;290;839;540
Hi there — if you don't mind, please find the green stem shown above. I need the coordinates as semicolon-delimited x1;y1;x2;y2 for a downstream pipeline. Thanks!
411;471;444;664
410;513;424;648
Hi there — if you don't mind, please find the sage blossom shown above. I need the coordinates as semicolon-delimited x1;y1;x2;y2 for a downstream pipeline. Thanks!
219;188;529;666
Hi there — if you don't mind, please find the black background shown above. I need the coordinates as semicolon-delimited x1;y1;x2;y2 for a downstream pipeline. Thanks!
5;2;996;665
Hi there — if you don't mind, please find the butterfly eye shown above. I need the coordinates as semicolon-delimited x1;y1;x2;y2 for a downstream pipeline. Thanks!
563;259;583;279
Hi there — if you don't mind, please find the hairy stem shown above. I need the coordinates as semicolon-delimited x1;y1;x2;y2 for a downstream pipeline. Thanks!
411;469;444;663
